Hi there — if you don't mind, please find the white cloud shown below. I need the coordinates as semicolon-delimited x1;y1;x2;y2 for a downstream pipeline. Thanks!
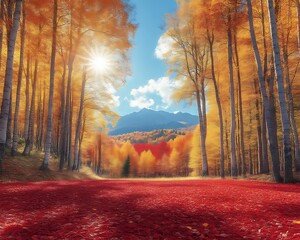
155;34;175;60
129;96;155;109
129;77;181;110
105;83;120;107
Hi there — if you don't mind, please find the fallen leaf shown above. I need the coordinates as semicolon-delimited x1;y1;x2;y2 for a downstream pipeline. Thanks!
292;220;300;224
202;223;209;227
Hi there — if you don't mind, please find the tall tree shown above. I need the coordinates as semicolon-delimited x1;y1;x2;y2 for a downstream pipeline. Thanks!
23;25;42;156
41;0;57;170
11;0;26;155
227;9;237;177
0;0;4;70
23;53;30;140
267;0;293;183
0;0;22;174
206;29;225;178
246;0;282;182
73;68;86;170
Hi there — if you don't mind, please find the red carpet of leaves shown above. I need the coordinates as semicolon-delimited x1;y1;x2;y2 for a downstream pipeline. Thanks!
0;180;299;239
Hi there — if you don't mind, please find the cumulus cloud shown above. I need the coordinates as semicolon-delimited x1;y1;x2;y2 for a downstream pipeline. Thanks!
129;96;155;109
155;34;175;59
129;77;181;110
105;83;120;107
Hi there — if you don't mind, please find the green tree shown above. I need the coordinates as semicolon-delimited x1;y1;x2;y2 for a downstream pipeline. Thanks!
122;156;130;178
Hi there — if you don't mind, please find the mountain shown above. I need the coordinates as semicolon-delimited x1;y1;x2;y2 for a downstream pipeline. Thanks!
109;108;198;135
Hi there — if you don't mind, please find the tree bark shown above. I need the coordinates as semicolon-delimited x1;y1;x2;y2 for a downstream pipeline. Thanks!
0;0;4;70
233;26;246;176
12;0;26;155
0;0;22;174
6;93;12;148
73;69;86;170
59;54;66;157
248;102;253;175
41;0;57;170
23;26;41;155
196;89;208;176
247;0;282;182
282;46;300;171
78;113;85;169
227;11;237;177
207;29;225;178
267;0;293;183
254;79;263;173
23;53;30;139
296;0;300;49
261;107;269;173
96;133;102;175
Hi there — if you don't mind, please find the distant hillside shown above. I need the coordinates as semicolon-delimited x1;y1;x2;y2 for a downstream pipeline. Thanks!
111;128;193;144
109;108;198;135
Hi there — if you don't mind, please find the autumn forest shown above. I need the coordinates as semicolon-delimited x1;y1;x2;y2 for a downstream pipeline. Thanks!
0;0;300;184
1;0;300;239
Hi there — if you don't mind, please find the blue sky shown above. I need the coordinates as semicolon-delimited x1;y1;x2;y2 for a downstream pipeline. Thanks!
115;0;197;116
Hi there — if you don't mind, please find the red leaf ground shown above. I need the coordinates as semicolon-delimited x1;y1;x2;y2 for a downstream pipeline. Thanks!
0;180;299;239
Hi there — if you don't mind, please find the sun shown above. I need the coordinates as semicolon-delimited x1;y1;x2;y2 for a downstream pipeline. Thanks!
89;54;109;73
85;47;113;75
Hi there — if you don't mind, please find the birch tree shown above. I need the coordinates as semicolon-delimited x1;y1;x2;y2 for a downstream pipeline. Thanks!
246;0;282;182
267;0;293;183
11;0;25;155
41;0;57;170
0;0;22;174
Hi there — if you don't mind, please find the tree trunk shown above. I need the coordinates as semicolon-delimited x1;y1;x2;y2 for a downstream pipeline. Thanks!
67;93;73;170
254;79;263;173
78;113;85;169
60;56;75;170
247;0;282;182
97;133;102;175
59;56;66;156
227;11;237;177
261;108;269;173
35;79;41;148
41;0;57;170
225;116;230;175
233;28;246;176
296;0;300;49
73;69;86;170
0;0;22;174
248;102;253;175
6;94;12;148
12;1;26;155
196;90;208;176
24;53;30;139
282;48;300;171
207;30;225;178
23;26;41;155
0;0;4;70
267;0;293;183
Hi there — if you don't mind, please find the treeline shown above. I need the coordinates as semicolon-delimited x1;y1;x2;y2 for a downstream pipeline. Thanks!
111;129;188;144
0;0;135;173
156;0;300;182
84;132;192;178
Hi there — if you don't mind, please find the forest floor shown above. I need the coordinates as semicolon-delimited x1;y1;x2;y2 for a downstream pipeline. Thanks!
1;151;300;183
0;179;299;239
0;151;101;182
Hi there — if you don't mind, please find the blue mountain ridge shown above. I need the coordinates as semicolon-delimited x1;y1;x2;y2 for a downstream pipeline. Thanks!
109;108;198;135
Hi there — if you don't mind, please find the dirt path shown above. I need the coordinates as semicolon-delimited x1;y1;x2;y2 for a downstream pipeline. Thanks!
0;180;299;239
